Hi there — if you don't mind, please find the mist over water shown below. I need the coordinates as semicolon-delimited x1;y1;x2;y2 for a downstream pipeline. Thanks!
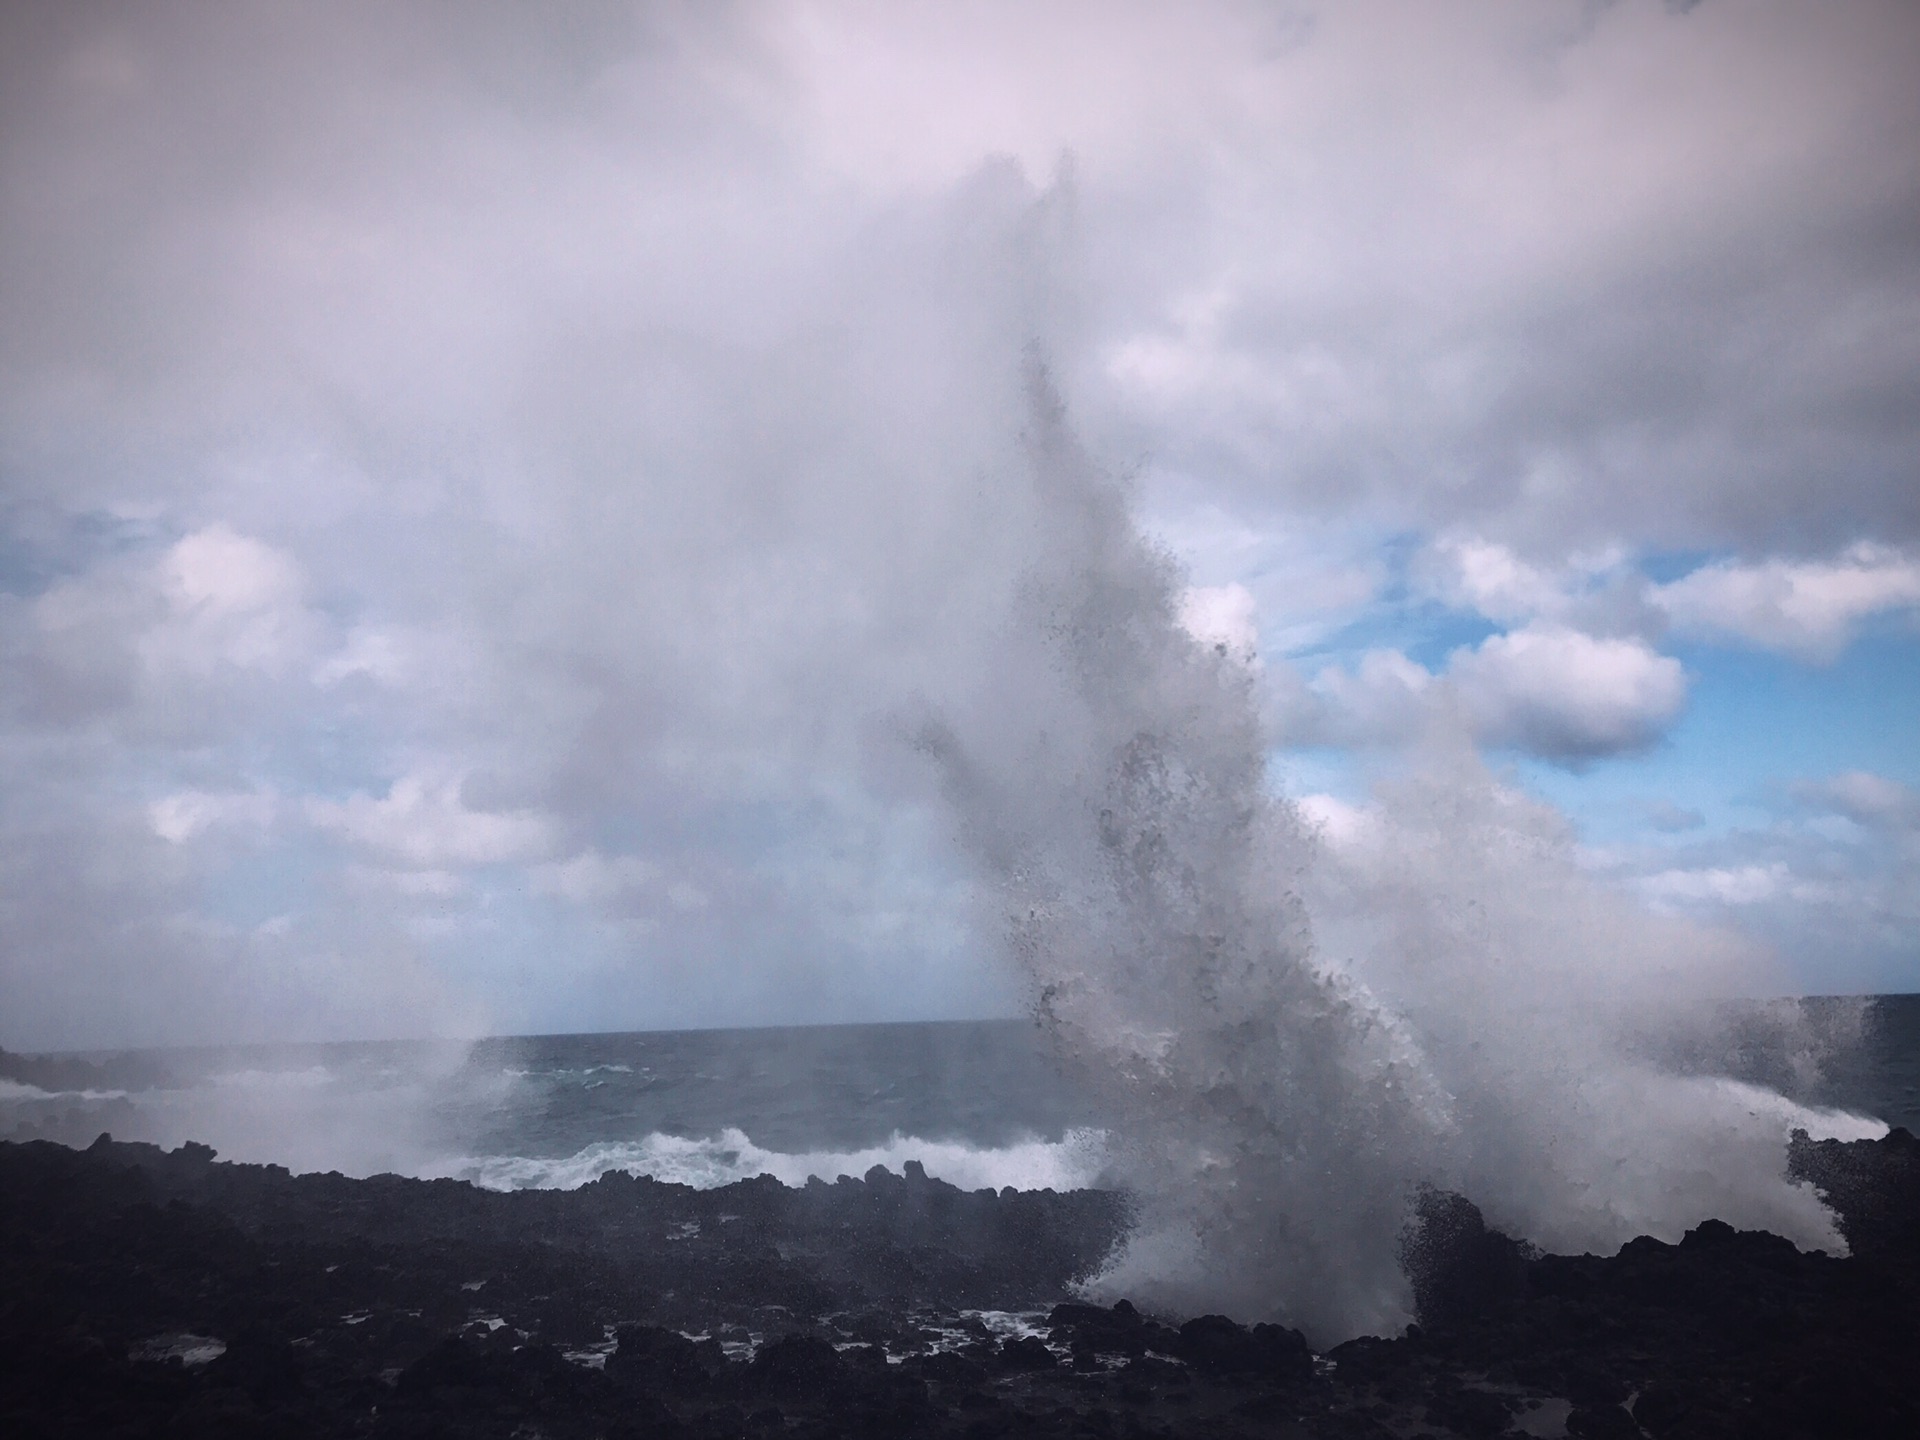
0;1021;1116;1194
0;354;1893;1345
918;369;1884;1341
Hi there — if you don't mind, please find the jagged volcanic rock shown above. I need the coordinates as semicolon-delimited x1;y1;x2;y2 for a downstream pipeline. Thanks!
3;1131;1916;1437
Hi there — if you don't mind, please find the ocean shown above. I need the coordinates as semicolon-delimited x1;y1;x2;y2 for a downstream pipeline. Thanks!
3;996;1916;1195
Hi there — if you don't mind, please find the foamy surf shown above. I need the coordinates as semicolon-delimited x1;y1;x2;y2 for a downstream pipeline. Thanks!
0;1078;130;1103
429;1126;1112;1194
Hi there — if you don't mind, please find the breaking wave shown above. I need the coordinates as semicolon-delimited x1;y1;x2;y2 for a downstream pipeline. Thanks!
431;1126;1111;1194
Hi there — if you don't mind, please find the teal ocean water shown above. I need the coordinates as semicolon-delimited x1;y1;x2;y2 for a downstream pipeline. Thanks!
3;997;1915;1192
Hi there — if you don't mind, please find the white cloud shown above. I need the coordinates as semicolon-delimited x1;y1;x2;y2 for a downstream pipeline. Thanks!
1301;625;1688;760
1793;770;1920;829
149;789;276;845
1398;533;1920;671
530;850;661;913
148;526;315;676
163;525;301;618
345;865;466;898
1421;537;1568;624
1652;543;1920;660
1147;505;1387;654
1449;625;1688;759
1305;649;1436;746
313;626;412;687
532;850;657;903
1635;863;1799;908
1581;770;1920;993
307;776;556;871
1415;535;1628;626
666;880;711;913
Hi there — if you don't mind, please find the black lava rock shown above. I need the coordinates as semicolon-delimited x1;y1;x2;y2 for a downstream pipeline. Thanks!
4;1131;1919;1439
994;1335;1058;1371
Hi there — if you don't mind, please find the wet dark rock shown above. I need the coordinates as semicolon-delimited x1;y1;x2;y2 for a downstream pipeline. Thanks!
905;1350;989;1388
749;1332;845;1394
1566;1402;1643;1439
1401;1187;1533;1327
1233;1389;1303;1423
1632;1379;1734;1439
1788;1125;1920;1260
996;1334;1059;1370
1561;1359;1630;1408
6;1131;1920;1437
1173;1313;1313;1383
1120;1355;1189;1388
843;1307;906;1346
395;1333;508;1394
203;1323;305;1401
1324;1333;1415;1384
608;1323;721;1392
1049;1299;1139;1348
1422;1383;1515;1437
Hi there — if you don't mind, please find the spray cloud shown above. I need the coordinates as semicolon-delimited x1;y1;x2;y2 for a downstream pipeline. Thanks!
920;366;1877;1342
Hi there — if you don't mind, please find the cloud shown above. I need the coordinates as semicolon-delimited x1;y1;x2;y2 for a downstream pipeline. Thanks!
1409;533;1920;669
1408;534;1669;651
1302;649;1436;747
1299;625;1688;760
312;626;413;687
149;788;276;845
1583;769;1920;992
1413;535;1628;626
148;527;316;677
0;0;1914;1045
1792;770;1920;830
3;523;333;737
1635;863;1807;908
1651;543;1920;660
307;776;556;871
162;526;301;626
1451;625;1687;759
530;850;660;907
1074;1;1920;554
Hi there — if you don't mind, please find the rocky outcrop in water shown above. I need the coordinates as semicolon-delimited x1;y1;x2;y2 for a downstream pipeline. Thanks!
3;1129;1916;1437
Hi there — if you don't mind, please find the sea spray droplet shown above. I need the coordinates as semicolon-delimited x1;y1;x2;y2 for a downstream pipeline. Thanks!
919;365;1450;1339
919;366;1877;1342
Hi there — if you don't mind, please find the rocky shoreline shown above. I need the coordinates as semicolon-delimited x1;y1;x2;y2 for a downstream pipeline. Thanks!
3;1129;1915;1439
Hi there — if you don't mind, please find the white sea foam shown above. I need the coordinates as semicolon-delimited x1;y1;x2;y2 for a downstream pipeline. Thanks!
130;1333;228;1367
1;1074;138;1102
0;1078;127;1102
430;1126;1111;1194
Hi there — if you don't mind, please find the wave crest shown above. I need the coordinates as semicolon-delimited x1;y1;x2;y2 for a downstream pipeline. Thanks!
431;1126;1111;1194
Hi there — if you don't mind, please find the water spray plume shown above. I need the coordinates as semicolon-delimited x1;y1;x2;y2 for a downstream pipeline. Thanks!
921;363;1880;1343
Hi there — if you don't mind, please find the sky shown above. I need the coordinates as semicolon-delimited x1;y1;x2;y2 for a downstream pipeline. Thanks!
1;0;1916;1051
